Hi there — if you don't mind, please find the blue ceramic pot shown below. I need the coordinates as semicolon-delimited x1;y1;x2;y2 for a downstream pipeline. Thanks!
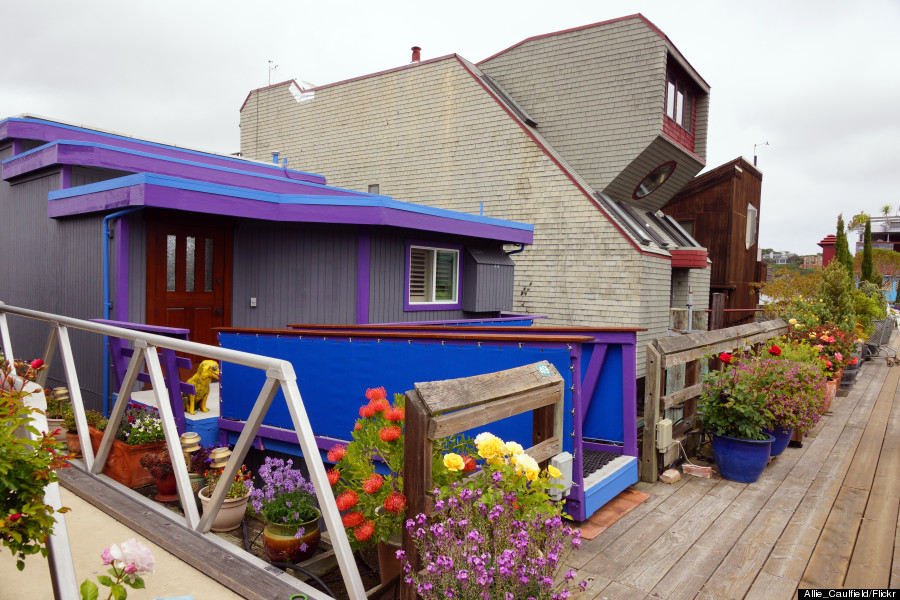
762;425;793;457
712;433;775;483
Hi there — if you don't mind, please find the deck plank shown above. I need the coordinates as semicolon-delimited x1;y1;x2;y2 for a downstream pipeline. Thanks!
591;581;648;600
743;571;798;600
842;365;900;491
800;486;869;588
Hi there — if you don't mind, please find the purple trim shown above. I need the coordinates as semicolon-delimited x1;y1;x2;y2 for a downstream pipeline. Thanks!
356;230;371;324
571;345;584;502
580;345;608;417
10;139;21;155
115;217;130;321
404;240;464;311
60;165;71;189
47;175;534;244
0;117;327;184
2;141;358;196
621;340;638;457
375;314;547;326
583;441;625;454
217;418;347;454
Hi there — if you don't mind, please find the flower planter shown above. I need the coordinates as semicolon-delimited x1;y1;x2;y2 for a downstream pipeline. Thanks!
763;425;793;457
262;511;321;563
88;427;166;488
198;486;249;532
153;471;179;502
712;433;775;483
377;540;403;586
46;417;67;443
823;378;838;414
65;432;82;458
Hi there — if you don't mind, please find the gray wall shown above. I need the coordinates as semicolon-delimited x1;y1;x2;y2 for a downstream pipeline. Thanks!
231;221;358;327
71;166;131;187
0;153;105;410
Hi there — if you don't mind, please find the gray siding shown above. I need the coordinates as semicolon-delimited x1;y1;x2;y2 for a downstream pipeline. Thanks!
231;222;357;327
462;247;514;312
0;167;105;410
71;166;131;187
126;214;147;324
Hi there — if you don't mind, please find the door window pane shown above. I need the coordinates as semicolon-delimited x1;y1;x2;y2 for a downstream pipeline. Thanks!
166;235;176;291
185;236;195;292
434;251;458;301
204;238;214;292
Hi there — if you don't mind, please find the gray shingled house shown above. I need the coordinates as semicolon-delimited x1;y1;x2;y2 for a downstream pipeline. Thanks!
238;13;712;379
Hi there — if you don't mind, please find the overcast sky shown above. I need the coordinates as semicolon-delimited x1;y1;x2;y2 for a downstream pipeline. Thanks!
2;0;898;255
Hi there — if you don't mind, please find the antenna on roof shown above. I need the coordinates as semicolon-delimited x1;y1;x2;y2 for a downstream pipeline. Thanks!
268;60;279;85
753;141;769;166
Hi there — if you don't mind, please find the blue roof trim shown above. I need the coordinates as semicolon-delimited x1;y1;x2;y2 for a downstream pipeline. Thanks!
0;117;323;179
2;139;355;192
48;173;535;232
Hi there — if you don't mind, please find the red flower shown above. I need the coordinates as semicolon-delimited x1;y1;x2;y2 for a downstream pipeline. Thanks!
384;491;407;514
719;352;732;364
368;398;390;413
354;422;363;431
379;426;402;442
354;520;376;541
365;387;387;401
362;473;383;494
767;345;782;356
30;359;44;369
826;360;832;368
850;357;858;365
341;511;364;528
463;456;477;472
359;404;375;419
335;490;359;511
385;407;405;421
327;468;341;487
327;444;347;463
8;513;22;523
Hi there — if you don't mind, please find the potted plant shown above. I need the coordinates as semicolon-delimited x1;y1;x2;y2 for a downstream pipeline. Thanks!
43;389;67;443
139;450;178;502
328;387;474;583
186;444;212;493
248;456;321;563
90;404;167;488
198;449;252;532
1;371;71;571
398;432;586;599
698;353;775;483
62;406;107;458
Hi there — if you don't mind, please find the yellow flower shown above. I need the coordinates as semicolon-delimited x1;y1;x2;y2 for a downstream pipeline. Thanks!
503;441;524;457
513;454;540;481
477;436;505;461
443;453;465;472
474;432;496;446
789;318;797;325
547;465;562;479
809;333;816;339
794;324;801;329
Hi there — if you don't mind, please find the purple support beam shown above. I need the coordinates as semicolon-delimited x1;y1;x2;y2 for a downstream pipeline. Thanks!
570;344;584;502
114;216;130;321
621;340;638;457
580;344;608;417
60;165;71;189
356;229;371;324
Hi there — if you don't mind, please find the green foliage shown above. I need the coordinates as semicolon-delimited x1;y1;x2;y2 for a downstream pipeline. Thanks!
862;219;875;284
853;282;887;337
819;261;856;332
1;381;71;570
833;214;854;285
698;361;771;440
63;407;107;434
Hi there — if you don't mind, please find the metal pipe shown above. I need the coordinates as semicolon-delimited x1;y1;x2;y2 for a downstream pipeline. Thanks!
102;207;142;415
505;243;526;255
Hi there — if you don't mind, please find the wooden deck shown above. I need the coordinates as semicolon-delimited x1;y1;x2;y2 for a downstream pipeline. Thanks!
568;353;900;599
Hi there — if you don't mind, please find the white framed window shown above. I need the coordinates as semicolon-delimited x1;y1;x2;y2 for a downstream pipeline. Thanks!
406;244;460;308
746;203;758;249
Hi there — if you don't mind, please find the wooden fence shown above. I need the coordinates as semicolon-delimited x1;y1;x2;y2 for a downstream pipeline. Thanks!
640;318;789;482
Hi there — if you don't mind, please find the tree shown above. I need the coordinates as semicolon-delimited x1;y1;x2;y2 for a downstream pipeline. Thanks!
861;218;877;285
833;214;854;285
848;212;869;232
882;205;893;218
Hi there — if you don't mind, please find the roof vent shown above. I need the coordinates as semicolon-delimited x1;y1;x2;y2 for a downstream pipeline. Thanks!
411;46;421;62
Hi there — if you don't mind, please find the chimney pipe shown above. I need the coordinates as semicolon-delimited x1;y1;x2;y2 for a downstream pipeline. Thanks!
411;46;421;63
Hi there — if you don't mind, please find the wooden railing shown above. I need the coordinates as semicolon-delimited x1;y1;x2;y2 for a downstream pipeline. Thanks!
640;318;789;482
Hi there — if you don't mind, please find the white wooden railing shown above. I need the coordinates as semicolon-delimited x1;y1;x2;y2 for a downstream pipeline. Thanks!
0;301;366;600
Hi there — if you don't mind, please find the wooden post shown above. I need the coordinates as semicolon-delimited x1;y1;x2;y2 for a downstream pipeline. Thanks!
400;390;431;600
640;343;662;482
710;293;725;331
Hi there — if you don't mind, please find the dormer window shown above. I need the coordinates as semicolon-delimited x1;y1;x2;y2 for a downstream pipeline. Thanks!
666;73;693;133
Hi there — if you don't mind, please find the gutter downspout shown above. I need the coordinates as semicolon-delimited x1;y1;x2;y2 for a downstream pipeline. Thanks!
102;207;142;415
505;243;526;256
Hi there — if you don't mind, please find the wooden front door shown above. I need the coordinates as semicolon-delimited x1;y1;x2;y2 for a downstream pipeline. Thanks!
146;216;232;355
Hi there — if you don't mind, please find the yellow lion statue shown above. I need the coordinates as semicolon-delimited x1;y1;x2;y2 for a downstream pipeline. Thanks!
183;360;219;415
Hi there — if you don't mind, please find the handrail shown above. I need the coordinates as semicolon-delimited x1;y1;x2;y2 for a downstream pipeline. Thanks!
0;301;366;600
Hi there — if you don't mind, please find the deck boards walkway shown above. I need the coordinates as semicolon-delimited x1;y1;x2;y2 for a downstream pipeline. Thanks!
569;353;900;599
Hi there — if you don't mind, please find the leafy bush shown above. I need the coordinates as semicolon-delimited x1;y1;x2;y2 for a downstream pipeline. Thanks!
698;356;770;440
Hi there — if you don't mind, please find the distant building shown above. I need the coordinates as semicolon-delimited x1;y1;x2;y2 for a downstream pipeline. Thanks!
855;216;900;254
801;255;823;269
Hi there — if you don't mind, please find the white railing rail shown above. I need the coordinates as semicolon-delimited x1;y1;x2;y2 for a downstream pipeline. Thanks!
0;301;366;600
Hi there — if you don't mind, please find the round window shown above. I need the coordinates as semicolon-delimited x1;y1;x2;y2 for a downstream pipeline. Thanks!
633;162;676;200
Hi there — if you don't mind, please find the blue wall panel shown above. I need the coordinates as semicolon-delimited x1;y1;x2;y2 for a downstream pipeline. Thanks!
219;333;573;451
581;344;624;443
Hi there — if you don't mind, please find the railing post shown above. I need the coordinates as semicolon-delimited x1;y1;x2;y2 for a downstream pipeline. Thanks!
710;293;725;331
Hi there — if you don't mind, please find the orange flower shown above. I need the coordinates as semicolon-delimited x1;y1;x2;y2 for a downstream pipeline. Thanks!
365;387;387;401
368;398;390;413
463;455;477;472
336;490;359;511
385;407;405;421
384;491;407;514
341;511;364;528
327;468;341;486
354;520;375;541
354;422;363;431
359;404;375;418
327;444;347;462
379;426;402;442
362;473;383;494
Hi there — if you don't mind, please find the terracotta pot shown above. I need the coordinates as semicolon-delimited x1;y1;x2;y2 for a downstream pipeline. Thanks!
198;486;249;532
377;540;403;586
65;432;82;458
88;427;166;488
262;512;321;563
153;471;179;502
823;379;838;414
46;417;67;443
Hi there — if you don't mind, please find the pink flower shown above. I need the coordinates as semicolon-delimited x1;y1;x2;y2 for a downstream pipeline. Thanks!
814;344;824;351
826;360;832;368
835;352;843;362
105;539;155;578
